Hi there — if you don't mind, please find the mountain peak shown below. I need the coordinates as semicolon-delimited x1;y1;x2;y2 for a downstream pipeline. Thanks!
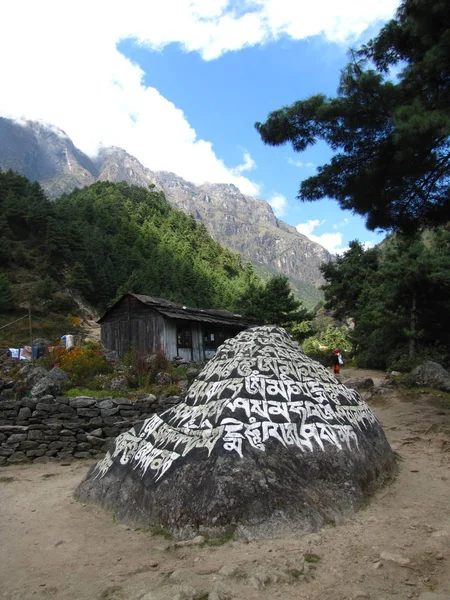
0;117;329;306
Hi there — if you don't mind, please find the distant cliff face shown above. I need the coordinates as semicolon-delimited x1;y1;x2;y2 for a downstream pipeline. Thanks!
0;117;97;196
0;118;330;305
149;174;330;291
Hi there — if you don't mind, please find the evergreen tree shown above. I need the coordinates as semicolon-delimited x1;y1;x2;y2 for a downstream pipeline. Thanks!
239;275;309;326
65;262;93;296
321;230;450;369
320;241;379;323
255;0;450;232
0;274;14;310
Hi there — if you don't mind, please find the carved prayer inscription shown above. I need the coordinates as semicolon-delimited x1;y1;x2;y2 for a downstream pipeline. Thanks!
94;326;377;482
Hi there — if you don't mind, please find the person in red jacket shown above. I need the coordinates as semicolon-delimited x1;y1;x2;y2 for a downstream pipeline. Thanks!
331;348;341;376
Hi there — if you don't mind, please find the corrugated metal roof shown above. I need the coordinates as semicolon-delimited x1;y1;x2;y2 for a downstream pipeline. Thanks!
99;293;252;327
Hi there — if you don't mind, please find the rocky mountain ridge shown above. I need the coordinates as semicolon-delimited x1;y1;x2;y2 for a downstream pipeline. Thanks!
0;117;330;305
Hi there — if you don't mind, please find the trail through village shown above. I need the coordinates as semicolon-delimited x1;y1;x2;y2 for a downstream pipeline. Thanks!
1;369;449;600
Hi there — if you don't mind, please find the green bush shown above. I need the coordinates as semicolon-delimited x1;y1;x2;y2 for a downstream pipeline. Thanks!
0;274;14;310
301;324;352;366
51;343;113;386
123;349;172;389
386;344;450;373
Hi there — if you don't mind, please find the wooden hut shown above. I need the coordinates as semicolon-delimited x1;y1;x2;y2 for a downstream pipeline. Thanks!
98;293;252;361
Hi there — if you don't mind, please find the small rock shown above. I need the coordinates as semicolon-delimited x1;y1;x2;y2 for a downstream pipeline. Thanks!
431;530;449;538
418;594;450;600
174;535;205;548
305;533;321;543
90;428;103;438
379;551;410;566
248;566;274;590
173;586;202;600
344;377;374;390
169;569;193;584
109;377;128;391
7;451;27;463
218;564;243;578
209;592;230;600
352;591;370;599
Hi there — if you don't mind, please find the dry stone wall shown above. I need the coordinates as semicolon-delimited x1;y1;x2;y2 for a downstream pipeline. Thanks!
0;392;182;466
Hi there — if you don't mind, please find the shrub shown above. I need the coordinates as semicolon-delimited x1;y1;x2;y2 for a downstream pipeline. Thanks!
301;324;352;366
386;344;450;373
0;274;14;310
50;343;113;386
123;349;172;389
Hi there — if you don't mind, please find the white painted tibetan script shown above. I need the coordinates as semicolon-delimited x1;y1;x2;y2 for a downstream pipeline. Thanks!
94;326;377;482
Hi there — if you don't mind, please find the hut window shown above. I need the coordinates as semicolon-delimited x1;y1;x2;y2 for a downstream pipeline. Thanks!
203;329;227;350
177;325;192;348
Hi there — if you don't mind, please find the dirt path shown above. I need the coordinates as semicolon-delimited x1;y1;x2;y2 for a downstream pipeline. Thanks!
1;370;449;600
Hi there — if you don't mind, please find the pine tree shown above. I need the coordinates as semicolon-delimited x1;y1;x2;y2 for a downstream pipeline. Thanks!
255;0;450;232
0;274;14;310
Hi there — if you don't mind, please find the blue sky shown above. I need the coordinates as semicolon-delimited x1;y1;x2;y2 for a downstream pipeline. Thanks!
1;0;400;253
120;36;365;251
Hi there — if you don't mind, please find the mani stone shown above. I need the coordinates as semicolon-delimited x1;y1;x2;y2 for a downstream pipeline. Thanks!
75;326;396;540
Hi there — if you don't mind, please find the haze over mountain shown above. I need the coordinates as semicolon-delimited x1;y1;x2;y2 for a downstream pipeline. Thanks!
0;117;330;305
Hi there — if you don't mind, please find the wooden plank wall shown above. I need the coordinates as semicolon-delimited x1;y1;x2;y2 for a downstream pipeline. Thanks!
100;296;249;360
101;296;166;358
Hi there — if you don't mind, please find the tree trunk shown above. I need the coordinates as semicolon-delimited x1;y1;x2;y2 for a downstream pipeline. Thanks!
409;291;417;360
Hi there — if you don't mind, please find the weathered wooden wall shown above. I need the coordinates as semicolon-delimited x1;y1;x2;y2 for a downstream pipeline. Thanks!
101;296;166;358
100;296;247;359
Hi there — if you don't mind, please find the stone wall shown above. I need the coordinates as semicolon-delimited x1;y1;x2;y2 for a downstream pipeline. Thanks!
0;392;181;466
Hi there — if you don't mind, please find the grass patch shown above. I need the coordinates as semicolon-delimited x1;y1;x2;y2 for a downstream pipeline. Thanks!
288;568;304;580
366;394;389;407
430;392;450;411
203;531;234;546
0;311;77;348
398;387;450;410
303;553;321;563
148;526;173;540
99;586;123;600
65;387;114;399
0;476;15;484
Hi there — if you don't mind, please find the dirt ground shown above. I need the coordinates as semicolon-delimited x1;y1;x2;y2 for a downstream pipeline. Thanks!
1;369;449;600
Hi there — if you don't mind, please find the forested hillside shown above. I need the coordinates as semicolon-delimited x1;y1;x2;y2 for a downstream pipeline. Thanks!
0;118;330;309
0;170;262;313
320;233;450;370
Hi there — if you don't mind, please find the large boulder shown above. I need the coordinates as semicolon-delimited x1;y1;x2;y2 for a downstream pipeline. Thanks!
75;326;395;540
406;361;450;392
30;366;70;397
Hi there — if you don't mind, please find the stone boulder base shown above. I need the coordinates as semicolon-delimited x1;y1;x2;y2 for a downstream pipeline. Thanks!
75;326;396;540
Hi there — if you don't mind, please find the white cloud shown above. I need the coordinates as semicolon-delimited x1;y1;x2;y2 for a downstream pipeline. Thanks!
362;241;375;249
0;0;398;195
231;151;257;175
288;158;315;168
268;193;288;217
333;218;349;229
296;219;324;235
296;219;348;254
